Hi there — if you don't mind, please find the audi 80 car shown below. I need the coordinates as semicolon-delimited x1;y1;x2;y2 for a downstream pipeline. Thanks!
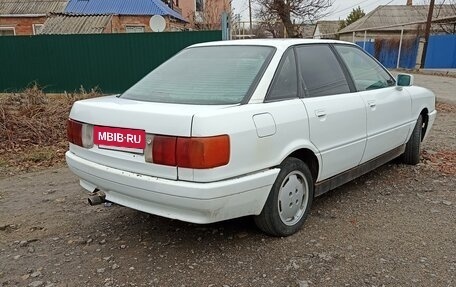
66;39;436;236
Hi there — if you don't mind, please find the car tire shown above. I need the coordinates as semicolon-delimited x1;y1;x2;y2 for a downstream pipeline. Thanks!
401;115;423;165
254;157;314;237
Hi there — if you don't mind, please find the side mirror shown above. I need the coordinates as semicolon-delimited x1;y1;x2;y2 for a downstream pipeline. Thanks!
397;74;414;87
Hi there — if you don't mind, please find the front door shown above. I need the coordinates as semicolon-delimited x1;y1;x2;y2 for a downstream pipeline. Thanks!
333;45;412;163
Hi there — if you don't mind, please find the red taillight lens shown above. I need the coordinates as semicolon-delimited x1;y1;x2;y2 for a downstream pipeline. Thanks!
67;119;83;146
152;135;177;166
148;134;230;169
176;135;230;169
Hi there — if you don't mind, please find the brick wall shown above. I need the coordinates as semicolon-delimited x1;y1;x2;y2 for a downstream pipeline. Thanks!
174;0;230;29
0;16;46;35
109;15;185;33
176;0;195;20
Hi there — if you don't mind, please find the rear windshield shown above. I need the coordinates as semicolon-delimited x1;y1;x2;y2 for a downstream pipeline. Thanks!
121;45;275;105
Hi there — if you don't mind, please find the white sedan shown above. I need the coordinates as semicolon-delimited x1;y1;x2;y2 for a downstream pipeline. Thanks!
66;39;436;236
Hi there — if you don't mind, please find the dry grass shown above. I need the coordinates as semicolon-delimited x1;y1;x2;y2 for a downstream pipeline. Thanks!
0;85;102;176
422;150;456;176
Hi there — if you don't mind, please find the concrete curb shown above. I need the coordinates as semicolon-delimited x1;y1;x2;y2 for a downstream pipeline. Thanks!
391;68;456;78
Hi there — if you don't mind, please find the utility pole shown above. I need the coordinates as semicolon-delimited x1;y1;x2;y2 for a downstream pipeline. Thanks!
420;0;435;68
248;0;253;34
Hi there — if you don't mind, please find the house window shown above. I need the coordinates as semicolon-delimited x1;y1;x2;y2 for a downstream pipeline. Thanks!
196;0;204;12
125;26;145;33
33;24;44;35
0;27;15;36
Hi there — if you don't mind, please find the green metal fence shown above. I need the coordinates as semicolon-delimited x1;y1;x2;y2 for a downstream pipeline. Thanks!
0;31;222;93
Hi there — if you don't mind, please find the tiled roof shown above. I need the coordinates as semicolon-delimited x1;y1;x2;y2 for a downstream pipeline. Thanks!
64;0;186;22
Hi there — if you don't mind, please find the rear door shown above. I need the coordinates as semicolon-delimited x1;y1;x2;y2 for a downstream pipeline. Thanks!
296;45;367;180
333;45;412;163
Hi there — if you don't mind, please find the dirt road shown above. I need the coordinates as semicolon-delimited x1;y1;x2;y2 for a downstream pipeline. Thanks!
1;75;455;287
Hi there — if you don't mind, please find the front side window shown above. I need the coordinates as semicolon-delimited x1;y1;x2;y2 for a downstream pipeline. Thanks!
334;45;395;91
266;49;298;101
122;46;275;105
296;45;351;98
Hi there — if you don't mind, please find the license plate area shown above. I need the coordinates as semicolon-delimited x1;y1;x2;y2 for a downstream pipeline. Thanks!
93;126;146;153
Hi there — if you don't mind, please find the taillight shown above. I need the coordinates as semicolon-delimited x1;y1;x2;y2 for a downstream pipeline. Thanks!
67;118;93;148
67;119;82;146
152;135;177;166
146;135;230;169
177;136;230;169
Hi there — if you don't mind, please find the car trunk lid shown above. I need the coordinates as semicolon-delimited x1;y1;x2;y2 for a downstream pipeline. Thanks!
69;96;235;180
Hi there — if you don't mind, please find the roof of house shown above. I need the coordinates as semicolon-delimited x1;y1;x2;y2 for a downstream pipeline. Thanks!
40;14;111;34
339;4;456;34
301;24;316;38
313;20;344;37
0;0;67;15
64;0;186;22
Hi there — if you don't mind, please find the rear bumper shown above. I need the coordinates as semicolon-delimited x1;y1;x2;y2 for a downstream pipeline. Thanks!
66;151;279;224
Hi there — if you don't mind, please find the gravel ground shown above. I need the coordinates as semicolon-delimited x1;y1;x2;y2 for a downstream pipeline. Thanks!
0;75;455;287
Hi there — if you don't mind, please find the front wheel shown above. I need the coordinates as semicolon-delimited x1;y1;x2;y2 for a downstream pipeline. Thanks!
401;115;423;165
254;157;314;237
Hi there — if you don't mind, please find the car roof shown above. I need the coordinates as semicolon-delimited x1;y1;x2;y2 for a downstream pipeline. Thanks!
190;39;355;49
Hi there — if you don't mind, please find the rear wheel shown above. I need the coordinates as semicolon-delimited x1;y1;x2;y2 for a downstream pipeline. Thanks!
254;157;314;237
402;115;423;165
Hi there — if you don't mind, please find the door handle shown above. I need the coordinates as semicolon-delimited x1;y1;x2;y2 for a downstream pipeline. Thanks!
368;101;376;108
315;110;327;118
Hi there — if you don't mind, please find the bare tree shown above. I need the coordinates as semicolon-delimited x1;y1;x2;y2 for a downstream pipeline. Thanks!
255;7;283;38
434;0;456;34
416;0;456;34
254;0;333;38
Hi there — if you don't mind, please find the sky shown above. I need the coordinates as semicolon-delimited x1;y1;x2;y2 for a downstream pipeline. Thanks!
231;0;444;22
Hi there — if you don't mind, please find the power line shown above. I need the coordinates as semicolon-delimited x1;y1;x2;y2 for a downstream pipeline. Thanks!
326;0;376;17
233;0;249;18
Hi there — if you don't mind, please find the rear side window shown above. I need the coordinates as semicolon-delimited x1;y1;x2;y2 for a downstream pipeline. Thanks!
296;45;350;97
334;45;395;91
266;49;298;101
121;46;275;105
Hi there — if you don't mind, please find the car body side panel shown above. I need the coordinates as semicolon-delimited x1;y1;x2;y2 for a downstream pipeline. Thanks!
407;86;437;120
405;86;437;143
186;99;319;183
